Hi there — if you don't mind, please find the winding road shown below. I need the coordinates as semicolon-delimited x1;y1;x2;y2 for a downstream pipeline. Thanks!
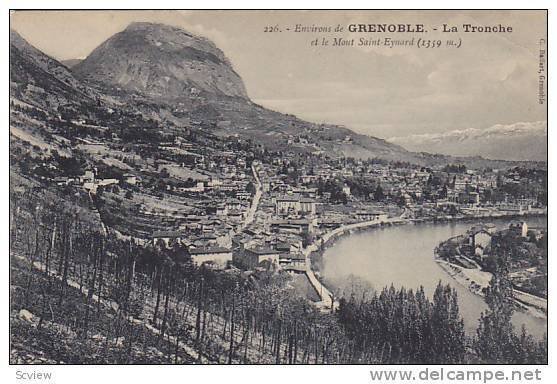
242;163;262;228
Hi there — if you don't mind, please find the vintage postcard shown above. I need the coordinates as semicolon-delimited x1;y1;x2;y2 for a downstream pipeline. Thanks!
8;9;547;373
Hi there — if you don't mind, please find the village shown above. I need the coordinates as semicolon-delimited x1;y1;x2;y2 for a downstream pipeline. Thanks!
11;101;547;303
19;121;546;307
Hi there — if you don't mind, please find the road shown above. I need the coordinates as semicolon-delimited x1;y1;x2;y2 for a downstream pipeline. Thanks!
304;217;406;311
242;163;262;229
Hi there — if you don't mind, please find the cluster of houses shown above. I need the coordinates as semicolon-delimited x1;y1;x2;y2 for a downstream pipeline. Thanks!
152;227;307;272
41;127;544;278
466;220;541;259
147;163;390;272
53;168;139;195
265;152;543;217
461;219;547;298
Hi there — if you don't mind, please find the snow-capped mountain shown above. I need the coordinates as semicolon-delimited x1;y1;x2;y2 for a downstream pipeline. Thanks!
389;121;547;162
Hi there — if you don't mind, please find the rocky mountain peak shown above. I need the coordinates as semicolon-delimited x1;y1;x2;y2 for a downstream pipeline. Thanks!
73;22;248;100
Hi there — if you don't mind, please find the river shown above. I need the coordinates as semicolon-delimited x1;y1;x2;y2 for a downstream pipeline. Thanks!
322;216;547;338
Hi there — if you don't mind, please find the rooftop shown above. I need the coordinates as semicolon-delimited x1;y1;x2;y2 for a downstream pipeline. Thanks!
189;246;231;255
246;246;280;255
153;230;183;238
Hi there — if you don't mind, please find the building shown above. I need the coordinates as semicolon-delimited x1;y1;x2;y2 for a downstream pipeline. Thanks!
231;234;261;252
236;191;252;200
468;192;480;205
275;195;317;216
279;253;307;271
275;196;298;215
401;193;413;206
467;225;495;256
123;173;139;186
454;179;469;192
53;176;71;186
458;191;480;205
226;198;243;211
509;220;528;237
215;204;228;216
318;218;344;230
152;230;184;247
236;246;282;269
299;198;317;214
182;181;205;193
355;210;388;222
97;178;119;188
274;240;303;254
270;219;315;235
80;170;95;184
188;246;233;269
342;185;351;197
498;203;526;214
83;182;97;193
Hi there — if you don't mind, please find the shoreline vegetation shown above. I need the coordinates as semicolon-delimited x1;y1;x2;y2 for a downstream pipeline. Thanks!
433;223;547;320
435;260;547;319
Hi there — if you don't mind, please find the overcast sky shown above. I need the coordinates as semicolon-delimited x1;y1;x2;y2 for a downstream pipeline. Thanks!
10;10;547;139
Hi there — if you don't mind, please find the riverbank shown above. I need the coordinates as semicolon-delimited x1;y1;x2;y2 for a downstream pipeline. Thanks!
303;217;406;309
411;208;547;224
435;258;547;320
433;224;547;321
304;212;517;302
436;259;491;295
315;209;546;259
315;215;547;337
306;208;546;276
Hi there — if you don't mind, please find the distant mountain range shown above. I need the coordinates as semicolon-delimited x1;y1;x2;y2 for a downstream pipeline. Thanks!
388;122;547;162
9;23;544;168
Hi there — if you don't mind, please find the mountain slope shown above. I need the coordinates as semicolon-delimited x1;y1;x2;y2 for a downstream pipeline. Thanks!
71;22;420;162
389;122;547;162
10;29;97;110
74;22;248;100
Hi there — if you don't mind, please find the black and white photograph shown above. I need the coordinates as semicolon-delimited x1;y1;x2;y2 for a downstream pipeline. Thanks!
6;6;550;378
